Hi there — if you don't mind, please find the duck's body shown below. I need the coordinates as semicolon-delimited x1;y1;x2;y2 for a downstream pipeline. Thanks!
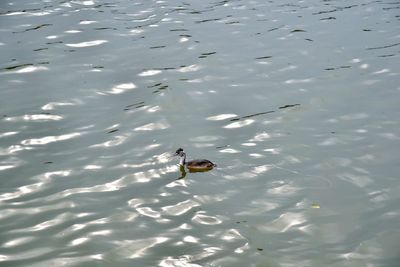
175;148;216;172
186;159;216;171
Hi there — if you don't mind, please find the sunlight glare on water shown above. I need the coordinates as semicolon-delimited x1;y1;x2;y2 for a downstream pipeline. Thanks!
1;0;400;266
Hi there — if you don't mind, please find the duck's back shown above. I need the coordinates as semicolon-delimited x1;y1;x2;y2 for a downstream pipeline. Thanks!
186;159;216;169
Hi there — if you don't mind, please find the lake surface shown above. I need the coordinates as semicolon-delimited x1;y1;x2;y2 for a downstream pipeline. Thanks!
1;0;400;266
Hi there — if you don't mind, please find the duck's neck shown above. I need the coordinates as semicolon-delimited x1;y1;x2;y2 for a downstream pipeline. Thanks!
179;153;186;166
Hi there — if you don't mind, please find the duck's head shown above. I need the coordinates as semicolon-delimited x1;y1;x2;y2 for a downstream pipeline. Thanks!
174;148;186;166
174;148;185;157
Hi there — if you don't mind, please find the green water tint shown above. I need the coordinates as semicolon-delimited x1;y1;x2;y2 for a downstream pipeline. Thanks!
0;0;399;266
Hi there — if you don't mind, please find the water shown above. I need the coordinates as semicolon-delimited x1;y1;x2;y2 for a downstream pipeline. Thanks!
1;0;400;266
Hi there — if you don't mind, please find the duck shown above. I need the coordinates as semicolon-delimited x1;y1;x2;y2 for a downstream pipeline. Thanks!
174;148;216;172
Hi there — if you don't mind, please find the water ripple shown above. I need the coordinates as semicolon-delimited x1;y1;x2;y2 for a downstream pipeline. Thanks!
65;40;108;48
112;237;169;259
192;213;222;225
0;0;399;266
223;119;254;129
134;120;170;131
206;113;237;121
41;101;78;110
107;83;137;94
162;199;200;216
138;69;162;77
5;114;63;122
21;132;81;146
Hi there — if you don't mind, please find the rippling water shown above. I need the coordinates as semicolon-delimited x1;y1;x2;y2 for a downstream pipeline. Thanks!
1;0;400;266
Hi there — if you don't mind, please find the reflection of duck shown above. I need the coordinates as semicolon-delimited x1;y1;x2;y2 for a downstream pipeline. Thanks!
174;148;216;172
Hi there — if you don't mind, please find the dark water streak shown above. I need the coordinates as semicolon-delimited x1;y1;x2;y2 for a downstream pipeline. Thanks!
0;0;399;266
